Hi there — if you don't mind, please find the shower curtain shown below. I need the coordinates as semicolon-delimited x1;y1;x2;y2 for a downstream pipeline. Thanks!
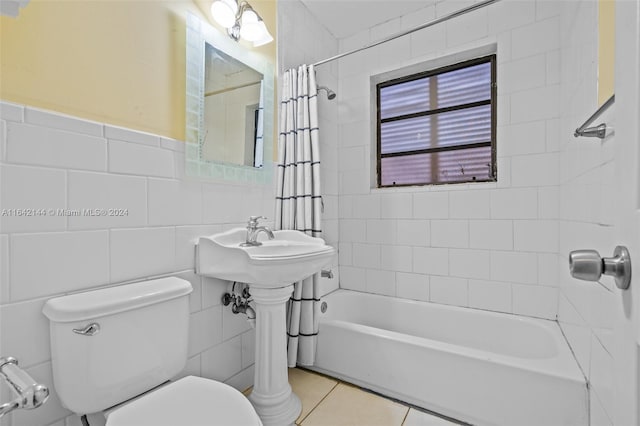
276;64;323;367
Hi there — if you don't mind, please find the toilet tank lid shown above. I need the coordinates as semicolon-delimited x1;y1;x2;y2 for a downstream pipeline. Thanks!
43;277;193;322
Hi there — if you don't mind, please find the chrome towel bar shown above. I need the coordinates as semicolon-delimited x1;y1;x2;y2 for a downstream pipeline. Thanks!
574;94;615;139
0;357;49;418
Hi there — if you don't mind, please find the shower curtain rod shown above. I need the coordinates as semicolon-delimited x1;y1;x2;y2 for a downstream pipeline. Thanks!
313;0;501;67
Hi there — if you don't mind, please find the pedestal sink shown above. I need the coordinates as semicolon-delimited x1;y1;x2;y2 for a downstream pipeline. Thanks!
196;228;334;426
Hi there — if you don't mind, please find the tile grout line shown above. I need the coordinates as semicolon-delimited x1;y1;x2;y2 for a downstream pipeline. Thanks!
297;380;340;425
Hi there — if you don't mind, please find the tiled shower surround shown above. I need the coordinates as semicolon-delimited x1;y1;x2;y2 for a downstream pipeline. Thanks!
0;101;275;426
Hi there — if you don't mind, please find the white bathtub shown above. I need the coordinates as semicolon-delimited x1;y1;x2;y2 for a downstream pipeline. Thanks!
310;290;588;426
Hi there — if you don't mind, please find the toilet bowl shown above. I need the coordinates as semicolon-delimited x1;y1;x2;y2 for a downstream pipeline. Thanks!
43;277;262;426
106;376;261;426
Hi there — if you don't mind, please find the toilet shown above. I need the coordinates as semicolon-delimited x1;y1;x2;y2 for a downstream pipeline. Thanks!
42;277;262;426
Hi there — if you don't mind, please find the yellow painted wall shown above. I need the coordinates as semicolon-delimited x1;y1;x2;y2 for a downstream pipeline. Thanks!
598;0;615;105
0;0;276;141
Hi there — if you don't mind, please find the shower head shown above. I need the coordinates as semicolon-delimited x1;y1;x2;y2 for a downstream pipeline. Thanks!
317;85;336;100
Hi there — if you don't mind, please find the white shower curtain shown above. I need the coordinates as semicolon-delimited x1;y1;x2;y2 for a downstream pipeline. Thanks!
276;64;323;367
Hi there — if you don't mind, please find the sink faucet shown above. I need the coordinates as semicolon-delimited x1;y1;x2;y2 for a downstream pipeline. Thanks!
241;216;274;247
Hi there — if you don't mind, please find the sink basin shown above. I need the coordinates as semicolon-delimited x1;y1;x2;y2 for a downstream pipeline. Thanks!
196;228;335;287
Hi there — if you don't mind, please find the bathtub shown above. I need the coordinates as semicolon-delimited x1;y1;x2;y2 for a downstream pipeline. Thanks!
310;290;588;426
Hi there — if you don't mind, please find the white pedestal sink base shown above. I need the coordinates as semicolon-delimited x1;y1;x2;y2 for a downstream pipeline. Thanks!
248;285;302;426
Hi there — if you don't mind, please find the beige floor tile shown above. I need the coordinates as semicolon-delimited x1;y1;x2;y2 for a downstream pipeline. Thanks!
289;368;339;424
301;383;409;426
402;408;458;426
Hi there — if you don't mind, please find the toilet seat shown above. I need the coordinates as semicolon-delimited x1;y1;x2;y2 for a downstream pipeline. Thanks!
105;376;262;426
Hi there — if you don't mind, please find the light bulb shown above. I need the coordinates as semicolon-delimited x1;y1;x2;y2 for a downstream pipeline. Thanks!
240;11;265;42
211;0;238;28
253;23;273;46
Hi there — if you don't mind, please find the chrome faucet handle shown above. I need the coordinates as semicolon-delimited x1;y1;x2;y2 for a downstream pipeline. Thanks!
248;216;267;227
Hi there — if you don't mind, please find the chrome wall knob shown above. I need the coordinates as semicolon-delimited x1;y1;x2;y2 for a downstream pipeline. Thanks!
569;246;631;290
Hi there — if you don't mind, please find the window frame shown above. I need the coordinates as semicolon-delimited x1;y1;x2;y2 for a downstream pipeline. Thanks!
375;54;497;188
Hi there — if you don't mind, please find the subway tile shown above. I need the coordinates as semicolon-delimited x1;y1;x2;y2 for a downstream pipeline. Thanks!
449;191;490;219
108;139;174;178
339;219;366;242
201;335;243;382
339;121;369;148
67;171;147;230
339;266;366;291
222;302;252;340
177;354;202;380
381;245;412;272
449;249;491;280
511;152;559;187
546;49;560;85
590;334;613;418
365;219;395;244
175;225;221;272
431;220;469;248
590;391;613;426
487;0;536;33
430;276;468;307
24;108;103;136
160;137;185;152
468;279;512;313
410;25;446;60
396;219;429;246
490;188;538;219
380;193;412;219
0;297;51;368
514;220;558;253
490;250;538;284
558;293;591;375
224;365;254;393
1;164;66;232
6;122;107;171
538;187;559;219
469;220;513;250
10;231;109;301
352;194;380;219
0;101;24;122
445;8;488;48
338;242;353;266
201;277;230;309
365;268;396;296
538;253;559;286
148;178;202;226
512;284;557;319
396;272;429;302
188;306;223;356
510;85;560;124
109;227;175;283
105;124;161;146
511;16;560;60
413;247;448;276
536;0;562;21
413;192;449;219
352;243;381;269
338;170;370;195
499;120;546;157
241;329;256;369
338;146;366;172
0;120;5;162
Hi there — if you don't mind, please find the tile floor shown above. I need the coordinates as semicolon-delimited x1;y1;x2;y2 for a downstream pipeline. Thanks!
245;368;460;425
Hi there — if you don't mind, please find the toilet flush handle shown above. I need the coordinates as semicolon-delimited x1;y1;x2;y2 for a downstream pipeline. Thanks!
72;323;101;336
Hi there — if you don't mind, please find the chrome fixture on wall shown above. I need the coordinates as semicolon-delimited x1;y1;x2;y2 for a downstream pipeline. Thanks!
317;86;336;100
0;357;49;418
574;94;615;139
211;0;273;46
222;283;256;327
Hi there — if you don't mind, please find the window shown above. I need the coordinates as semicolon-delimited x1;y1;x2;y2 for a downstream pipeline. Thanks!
376;55;496;187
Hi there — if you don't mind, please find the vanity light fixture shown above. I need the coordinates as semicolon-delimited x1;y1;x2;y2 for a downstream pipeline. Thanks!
211;0;273;47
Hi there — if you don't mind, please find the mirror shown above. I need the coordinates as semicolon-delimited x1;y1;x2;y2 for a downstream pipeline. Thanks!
203;43;264;168
185;12;274;182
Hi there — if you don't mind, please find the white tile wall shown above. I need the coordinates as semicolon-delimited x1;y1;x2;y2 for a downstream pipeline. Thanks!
331;0;562;322
557;0;617;423
0;101;274;426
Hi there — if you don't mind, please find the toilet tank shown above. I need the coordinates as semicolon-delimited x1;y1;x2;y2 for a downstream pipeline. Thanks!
42;277;193;415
